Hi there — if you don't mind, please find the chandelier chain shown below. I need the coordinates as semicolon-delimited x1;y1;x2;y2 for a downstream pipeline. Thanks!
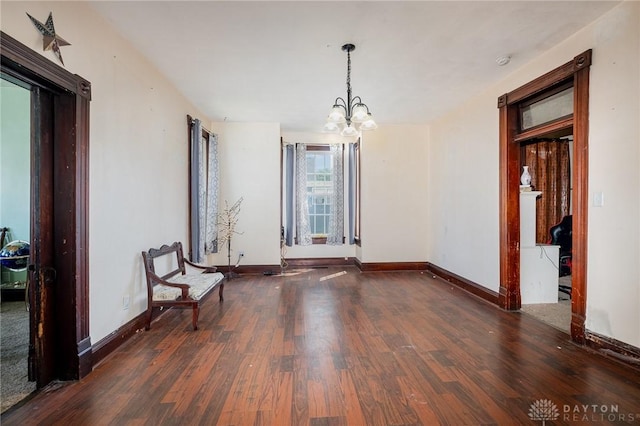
346;50;351;92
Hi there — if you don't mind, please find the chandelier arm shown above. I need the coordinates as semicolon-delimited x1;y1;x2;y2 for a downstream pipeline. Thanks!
333;97;347;109
350;96;363;109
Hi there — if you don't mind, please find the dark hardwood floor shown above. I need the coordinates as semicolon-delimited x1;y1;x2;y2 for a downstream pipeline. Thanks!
3;267;639;425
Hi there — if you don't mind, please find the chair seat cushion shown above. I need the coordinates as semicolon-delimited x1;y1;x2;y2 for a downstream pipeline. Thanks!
153;272;224;301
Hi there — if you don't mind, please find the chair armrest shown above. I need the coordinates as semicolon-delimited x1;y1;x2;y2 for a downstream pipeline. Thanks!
184;258;217;273
146;270;190;299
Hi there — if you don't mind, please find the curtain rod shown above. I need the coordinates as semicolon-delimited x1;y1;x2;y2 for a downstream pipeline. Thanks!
187;114;213;136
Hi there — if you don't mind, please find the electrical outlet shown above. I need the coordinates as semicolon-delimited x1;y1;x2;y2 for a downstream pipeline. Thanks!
239;251;245;257
122;295;130;310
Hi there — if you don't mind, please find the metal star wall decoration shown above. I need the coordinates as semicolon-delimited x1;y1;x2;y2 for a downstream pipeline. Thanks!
26;12;70;66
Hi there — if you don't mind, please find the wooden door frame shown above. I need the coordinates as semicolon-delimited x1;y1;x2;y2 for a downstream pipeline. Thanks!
1;31;92;381
498;49;591;344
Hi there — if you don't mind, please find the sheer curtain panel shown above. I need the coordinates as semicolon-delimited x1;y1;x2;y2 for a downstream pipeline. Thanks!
189;117;219;262
284;144;294;247
326;144;344;245
295;144;312;245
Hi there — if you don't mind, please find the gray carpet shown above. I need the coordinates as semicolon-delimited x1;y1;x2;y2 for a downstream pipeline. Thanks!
520;276;572;333
1;301;36;413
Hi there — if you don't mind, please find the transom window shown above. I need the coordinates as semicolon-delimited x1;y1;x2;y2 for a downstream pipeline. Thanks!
519;82;573;132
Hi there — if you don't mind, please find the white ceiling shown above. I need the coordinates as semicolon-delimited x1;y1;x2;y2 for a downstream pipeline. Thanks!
88;1;619;133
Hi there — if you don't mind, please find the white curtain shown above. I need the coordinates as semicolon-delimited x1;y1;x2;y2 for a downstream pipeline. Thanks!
197;132;207;261
204;134;219;255
347;143;356;245
189;119;202;261
326;144;344;245
284;144;294;247
191;118;219;263
295;144;312;245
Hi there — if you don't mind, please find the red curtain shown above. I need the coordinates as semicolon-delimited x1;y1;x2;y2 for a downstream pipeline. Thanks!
523;139;571;243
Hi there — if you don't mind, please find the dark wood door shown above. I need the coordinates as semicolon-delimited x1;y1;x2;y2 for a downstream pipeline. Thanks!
27;87;57;387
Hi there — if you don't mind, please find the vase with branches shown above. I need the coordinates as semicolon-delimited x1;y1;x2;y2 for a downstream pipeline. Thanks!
216;197;243;279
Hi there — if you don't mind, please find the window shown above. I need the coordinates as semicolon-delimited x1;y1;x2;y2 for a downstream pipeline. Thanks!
282;143;350;246
519;82;573;132
306;146;333;238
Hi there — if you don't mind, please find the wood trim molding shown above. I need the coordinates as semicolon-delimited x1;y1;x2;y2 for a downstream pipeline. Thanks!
357;261;428;272
222;264;283;275
498;101;521;310
2;30;92;381
283;257;354;268
498;49;591;341
215;258;355;275
574;49;592;70
506;62;571;105
1;31;91;97
513;116;573;143
219;259;428;274
506;49;591;105
426;263;500;305
92;313;148;367
584;331;640;369
570;61;591;344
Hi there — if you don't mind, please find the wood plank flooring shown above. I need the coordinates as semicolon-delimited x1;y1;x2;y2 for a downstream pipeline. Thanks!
3;267;640;425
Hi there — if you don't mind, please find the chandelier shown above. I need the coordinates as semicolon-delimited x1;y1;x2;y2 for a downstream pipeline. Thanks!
323;44;377;136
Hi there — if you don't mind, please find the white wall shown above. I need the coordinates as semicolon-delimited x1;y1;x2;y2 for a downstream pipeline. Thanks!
208;122;282;268
429;1;640;347
584;2;639;346
360;125;430;263
428;98;500;291
1;2;212;342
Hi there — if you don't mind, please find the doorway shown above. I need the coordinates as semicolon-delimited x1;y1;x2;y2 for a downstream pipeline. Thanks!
518;136;573;332
0;78;35;412
0;31;92;404
498;49;591;344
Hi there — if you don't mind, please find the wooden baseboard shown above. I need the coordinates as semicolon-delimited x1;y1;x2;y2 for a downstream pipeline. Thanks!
91;312;148;367
283;257;355;268
356;260;428;272
223;258;425;273
78;337;93;379
217;259;355;275
425;262;500;305
218;264;282;275
585;330;640;369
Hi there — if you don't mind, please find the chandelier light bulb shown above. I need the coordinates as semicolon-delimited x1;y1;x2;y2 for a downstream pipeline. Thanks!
361;114;378;131
323;122;340;133
341;125;359;137
351;104;368;123
328;106;346;123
